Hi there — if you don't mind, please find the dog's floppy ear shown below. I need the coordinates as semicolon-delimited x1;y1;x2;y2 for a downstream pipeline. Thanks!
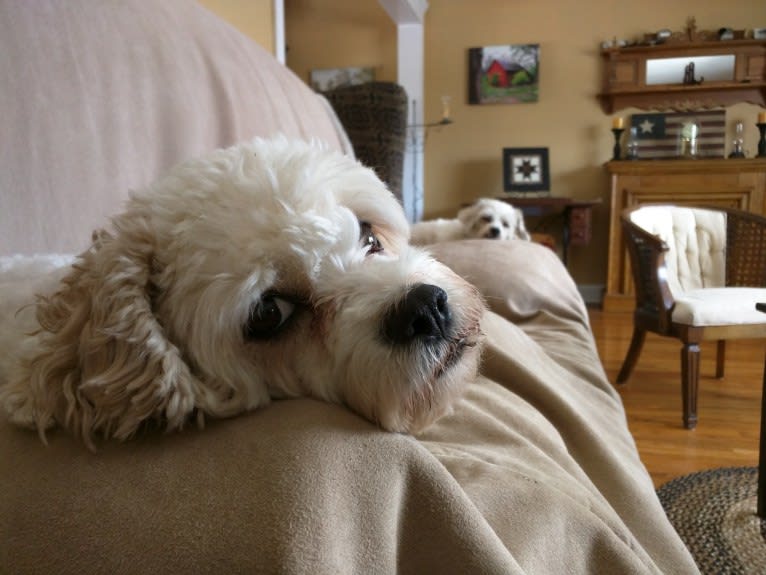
514;208;532;241
9;223;201;449
456;202;479;225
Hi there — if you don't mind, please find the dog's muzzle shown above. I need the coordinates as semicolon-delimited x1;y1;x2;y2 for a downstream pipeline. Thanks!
382;284;452;345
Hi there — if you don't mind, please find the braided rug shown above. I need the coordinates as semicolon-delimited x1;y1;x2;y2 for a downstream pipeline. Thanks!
657;467;766;574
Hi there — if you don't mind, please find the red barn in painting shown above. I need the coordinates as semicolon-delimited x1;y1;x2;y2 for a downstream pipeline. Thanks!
485;60;508;87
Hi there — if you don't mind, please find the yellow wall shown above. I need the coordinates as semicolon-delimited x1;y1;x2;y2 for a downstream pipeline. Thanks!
423;0;765;284
198;0;275;54
285;0;397;87
208;0;766;287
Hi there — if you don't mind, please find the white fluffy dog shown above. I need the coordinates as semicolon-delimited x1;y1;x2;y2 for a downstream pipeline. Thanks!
0;137;485;449
410;198;530;245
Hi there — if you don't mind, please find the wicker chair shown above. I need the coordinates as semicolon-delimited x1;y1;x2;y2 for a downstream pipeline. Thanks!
617;204;766;429
322;82;408;204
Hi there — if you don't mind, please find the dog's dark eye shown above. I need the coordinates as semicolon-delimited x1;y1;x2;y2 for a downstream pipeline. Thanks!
360;221;383;255
244;295;295;339
502;219;510;228
480;215;493;223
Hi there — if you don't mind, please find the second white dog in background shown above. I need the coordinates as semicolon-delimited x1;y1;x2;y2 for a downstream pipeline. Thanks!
410;198;531;245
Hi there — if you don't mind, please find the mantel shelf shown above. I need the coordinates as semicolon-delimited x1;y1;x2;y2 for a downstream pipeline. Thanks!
599;36;766;113
606;157;766;175
602;37;765;56
599;82;766;113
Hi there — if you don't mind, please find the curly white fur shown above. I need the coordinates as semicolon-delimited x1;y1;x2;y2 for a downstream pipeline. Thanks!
0;137;485;449
410;198;530;245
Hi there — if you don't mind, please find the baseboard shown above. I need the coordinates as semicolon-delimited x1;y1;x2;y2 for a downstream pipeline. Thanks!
577;284;604;307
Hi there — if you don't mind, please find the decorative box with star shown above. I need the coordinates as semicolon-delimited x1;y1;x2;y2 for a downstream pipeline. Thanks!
503;147;550;192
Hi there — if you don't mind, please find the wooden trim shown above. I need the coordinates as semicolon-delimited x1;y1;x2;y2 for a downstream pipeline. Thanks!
607;158;766;176
673;322;766;342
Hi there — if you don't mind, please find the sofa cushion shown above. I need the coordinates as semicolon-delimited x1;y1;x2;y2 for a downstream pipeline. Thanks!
0;240;699;574
0;0;349;257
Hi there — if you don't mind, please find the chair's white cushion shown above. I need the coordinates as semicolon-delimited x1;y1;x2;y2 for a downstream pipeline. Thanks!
630;206;726;296
671;287;766;326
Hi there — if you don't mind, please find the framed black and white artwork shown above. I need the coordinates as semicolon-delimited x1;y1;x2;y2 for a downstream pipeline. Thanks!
502;147;550;192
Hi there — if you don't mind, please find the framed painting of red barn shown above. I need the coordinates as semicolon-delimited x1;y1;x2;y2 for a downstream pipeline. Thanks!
468;44;540;105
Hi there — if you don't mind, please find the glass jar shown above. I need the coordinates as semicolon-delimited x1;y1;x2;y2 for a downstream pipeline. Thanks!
679;120;699;158
729;121;745;158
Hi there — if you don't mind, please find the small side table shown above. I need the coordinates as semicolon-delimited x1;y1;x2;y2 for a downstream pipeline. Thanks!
757;302;766;517
497;197;602;266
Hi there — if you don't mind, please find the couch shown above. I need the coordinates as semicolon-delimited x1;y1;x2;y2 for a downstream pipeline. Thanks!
0;2;699;573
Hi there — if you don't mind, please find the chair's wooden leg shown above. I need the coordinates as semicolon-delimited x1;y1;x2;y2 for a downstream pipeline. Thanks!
715;340;725;379
617;328;646;384
681;342;700;429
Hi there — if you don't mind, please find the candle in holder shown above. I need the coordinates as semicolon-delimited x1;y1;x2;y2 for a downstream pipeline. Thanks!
441;95;451;122
759;111;766;124
611;121;625;160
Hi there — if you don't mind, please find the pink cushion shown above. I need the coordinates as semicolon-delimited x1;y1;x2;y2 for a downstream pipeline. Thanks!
0;0;348;256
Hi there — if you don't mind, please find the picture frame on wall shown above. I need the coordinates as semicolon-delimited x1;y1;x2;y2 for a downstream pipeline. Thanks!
502;147;550;192
468;44;540;105
309;66;375;92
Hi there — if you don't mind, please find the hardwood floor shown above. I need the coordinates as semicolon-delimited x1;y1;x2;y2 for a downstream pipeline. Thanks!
588;308;765;488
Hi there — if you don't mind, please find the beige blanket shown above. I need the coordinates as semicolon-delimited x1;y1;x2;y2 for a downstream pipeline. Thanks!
0;240;698;574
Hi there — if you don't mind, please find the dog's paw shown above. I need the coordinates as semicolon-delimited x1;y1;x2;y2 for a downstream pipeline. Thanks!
0;382;53;431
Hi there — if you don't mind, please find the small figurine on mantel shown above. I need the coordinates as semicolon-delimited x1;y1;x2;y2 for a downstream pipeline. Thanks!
683;62;703;85
660;18;722;44
686;17;698;42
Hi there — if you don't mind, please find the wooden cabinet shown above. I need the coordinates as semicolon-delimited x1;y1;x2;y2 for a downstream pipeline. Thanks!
598;36;766;113
604;158;766;311
498;197;601;266
568;206;593;245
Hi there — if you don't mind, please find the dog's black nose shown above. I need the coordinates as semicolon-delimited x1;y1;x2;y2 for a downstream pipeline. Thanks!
383;284;451;345
488;226;501;238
